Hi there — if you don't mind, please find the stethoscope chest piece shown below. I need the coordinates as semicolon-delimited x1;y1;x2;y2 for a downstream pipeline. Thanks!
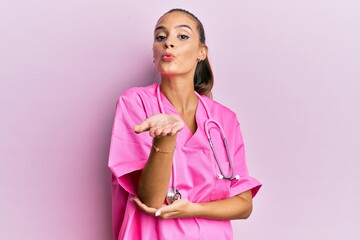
166;188;181;205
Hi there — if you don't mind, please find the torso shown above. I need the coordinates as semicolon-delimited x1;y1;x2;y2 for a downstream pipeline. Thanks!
111;83;247;240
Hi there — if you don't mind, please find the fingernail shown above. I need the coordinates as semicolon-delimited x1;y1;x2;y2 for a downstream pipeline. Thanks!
155;210;161;216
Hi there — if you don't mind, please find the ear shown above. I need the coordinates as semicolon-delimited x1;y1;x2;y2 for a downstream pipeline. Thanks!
198;45;208;61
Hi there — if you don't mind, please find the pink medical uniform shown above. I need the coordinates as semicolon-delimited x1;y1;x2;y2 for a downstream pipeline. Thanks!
108;83;261;240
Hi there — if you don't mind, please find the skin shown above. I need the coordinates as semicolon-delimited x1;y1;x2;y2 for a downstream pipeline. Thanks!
131;11;253;220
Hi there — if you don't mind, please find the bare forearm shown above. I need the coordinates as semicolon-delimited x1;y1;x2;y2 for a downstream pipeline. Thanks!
193;191;253;220
137;135;176;208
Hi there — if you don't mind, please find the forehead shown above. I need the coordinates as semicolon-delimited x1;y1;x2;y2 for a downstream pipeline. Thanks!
155;12;197;30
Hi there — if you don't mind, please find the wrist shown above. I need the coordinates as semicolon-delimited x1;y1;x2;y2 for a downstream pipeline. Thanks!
190;202;202;218
152;134;177;151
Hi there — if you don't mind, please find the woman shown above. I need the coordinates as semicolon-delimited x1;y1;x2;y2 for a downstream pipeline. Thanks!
108;8;261;240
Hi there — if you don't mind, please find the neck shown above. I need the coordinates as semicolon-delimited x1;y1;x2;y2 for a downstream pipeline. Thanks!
159;75;197;115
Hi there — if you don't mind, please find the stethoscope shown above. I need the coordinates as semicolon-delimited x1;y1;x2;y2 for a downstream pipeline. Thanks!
156;84;239;204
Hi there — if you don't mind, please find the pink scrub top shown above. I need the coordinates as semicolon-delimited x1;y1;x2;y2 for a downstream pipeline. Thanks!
108;83;261;240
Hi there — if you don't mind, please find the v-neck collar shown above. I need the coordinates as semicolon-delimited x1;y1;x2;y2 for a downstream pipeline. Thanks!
157;84;201;146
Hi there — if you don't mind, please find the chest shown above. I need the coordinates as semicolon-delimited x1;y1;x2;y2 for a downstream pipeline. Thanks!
180;112;197;134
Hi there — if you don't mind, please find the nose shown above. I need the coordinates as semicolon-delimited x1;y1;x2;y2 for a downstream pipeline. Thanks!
164;38;174;49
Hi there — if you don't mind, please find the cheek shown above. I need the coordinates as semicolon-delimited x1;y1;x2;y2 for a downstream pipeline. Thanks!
179;44;198;59
153;45;161;59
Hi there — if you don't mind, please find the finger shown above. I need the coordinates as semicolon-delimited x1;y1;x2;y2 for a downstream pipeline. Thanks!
161;126;172;136
149;127;161;138
154;127;163;136
156;209;179;220
177;121;185;130
133;120;150;133
131;197;157;215
131;197;148;210
156;203;178;215
169;127;178;135
157;123;175;136
159;212;177;220
170;123;183;135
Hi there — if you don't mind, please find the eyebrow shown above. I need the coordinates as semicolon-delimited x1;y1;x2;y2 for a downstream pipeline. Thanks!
154;24;192;32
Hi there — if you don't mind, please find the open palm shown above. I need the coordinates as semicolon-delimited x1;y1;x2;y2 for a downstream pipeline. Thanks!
133;114;184;138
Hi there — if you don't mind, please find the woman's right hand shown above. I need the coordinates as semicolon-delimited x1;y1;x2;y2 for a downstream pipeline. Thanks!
133;114;184;138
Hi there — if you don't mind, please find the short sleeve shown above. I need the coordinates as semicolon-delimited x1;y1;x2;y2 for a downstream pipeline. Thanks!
229;120;262;198
108;89;152;195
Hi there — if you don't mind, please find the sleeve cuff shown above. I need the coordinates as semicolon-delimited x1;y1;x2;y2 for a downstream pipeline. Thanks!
229;176;262;198
109;160;147;195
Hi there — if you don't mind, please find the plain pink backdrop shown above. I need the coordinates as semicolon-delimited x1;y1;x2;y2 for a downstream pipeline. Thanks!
1;0;359;239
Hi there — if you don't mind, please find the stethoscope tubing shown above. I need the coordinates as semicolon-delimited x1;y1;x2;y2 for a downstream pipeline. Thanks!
156;84;239;187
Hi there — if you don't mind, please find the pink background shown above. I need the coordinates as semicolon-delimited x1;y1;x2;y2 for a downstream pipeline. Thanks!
1;0;359;239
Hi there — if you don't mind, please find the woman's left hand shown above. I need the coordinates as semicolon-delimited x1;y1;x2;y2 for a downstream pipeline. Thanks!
132;196;197;219
131;196;158;216
155;198;197;219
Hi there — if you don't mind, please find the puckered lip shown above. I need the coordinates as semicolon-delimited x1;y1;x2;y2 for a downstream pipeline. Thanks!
161;52;175;61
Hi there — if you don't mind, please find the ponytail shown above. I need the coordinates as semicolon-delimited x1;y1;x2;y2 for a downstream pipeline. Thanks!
194;57;214;98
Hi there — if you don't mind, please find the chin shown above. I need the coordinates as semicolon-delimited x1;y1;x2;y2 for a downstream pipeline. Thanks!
157;67;178;76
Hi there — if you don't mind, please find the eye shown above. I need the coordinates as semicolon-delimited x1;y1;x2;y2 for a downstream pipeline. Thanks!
155;35;167;42
178;34;189;40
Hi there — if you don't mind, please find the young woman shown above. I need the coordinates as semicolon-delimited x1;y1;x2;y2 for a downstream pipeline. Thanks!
108;9;261;240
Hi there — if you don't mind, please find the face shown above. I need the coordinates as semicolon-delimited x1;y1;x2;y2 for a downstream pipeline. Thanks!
153;12;207;77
